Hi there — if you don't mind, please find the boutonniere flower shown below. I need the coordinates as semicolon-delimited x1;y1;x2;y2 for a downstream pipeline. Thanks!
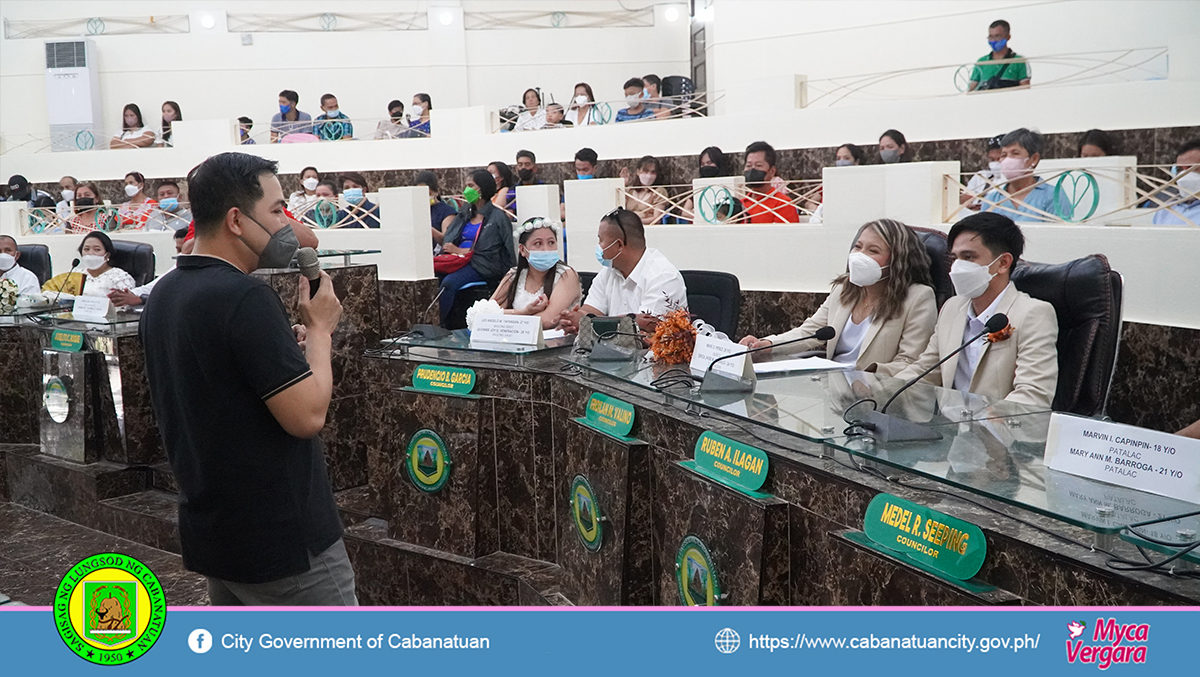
986;323;1014;343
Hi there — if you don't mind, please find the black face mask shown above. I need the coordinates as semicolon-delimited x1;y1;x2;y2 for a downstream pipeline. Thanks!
698;166;720;178
744;169;768;185
390;111;404;122
517;168;534;182
75;197;96;207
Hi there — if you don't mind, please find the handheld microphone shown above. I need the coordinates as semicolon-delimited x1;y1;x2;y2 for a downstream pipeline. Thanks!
879;313;1008;414
51;258;82;305
704;326;836;377
296;247;320;298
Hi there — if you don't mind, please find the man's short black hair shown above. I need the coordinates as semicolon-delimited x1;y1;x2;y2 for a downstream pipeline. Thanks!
948;211;1025;262
1000;127;1044;157
187;152;280;236
237;116;253;126
745;140;777;167
623;77;644;91
601;208;645;247
1177;139;1200;158
279;90;299;105
575;147;598;165
989;19;1010;33
387;99;404;112
174;227;189;240
340;171;369;192
156;180;180;193
516;149;536;163
320;93;336;106
642;74;662;89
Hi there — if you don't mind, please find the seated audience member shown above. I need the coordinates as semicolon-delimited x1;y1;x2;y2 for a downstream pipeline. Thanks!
487;161;517;212
982;127;1071;221
513;89;548;132
699;146;732;177
437;170;515;325
968;19;1031;91
740;220;937;375
117;172;159;229
67;182;113;233
544;103;569;129
566;83;598;127
622;155;669;225
742;141;799;223
56;175;79;220
289;167;321;212
416;171;457;247
835;143;866;166
616;78;656;122
238;116;256;144
108;228;189;307
314;93;353;141
5;175;54;209
305;180;341;229
574;148;599;180
491;217;582;328
46;231;136;300
0;235;41;295
147;181;192;232
409;93;432;137
1151;139;1200;226
1078;129;1116;158
894;212;1058;407
271;90;313;142
110;104;156;149
642;74;671;119
557;207;687;334
160;101;181;147
878;129;911;164
962;134;1005;205
374;101;410;139
336;172;380;229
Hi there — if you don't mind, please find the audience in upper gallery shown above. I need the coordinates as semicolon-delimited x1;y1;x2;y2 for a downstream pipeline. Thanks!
374;101;410;140
642;74;671;119
146;181;192;232
487;161;517;212
111;104;156;149
962;134;1005;206
271;90;313;142
565;83;599;127
1078;128;1116;157
557;207;687;335
437;170;516;325
742;141;799;223
574;147;599;180
305;180;340;229
314;93;354;141
117;172;159;230
835;143;866;166
410;93;432;137
981;127;1071;221
491;217;582;328
289;167;322;213
740;219;937;376
42;232;137;300
55;175;78;220
967;19;1031;91
895;212;1058;408
67;182;113;233
160;101;182;147
616;78;656;123
513;89;548;132
0;235;41;295
878;129;911;164
544;103;569;129
1152;139;1200;226
108;228;189;307
5;175;54;207
238;116;256;144
621;155;669;225
679;146;732;221
336;172;380;229
416;171;457;249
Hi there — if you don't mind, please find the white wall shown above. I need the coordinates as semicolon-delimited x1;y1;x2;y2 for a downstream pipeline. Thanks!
0;0;690;142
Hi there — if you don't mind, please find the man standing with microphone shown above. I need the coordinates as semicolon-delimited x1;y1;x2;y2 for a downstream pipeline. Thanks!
140;152;356;605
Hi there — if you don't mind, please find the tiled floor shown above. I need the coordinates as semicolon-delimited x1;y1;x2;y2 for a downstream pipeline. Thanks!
0;502;208;606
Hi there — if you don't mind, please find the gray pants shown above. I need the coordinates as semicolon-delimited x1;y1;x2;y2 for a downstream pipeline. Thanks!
206;539;358;606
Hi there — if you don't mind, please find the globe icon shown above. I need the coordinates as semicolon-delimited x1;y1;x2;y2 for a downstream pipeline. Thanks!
714;627;740;654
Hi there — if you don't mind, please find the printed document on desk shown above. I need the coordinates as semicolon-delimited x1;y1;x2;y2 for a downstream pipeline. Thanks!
753;357;854;375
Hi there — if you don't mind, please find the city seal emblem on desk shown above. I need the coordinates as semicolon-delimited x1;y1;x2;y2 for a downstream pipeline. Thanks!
405;429;452;493
675;535;723;606
569;475;604;552
53;553;166;666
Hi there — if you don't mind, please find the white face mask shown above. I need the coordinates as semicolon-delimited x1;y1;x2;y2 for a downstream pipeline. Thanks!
61;189;75;201
987;160;1002;172
124;184;140;197
325;108;339;116
999;156;1031;181
1176;169;1200;197
626;94;641;105
0;252;15;272
574;94;589;106
638;173;655;187
949;255;1001;299
847;251;888;287
302;177;319;192
81;254;107;271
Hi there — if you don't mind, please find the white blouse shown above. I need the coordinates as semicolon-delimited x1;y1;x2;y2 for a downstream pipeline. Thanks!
833;314;873;364
81;267;137;298
512;266;579;312
288;190;318;213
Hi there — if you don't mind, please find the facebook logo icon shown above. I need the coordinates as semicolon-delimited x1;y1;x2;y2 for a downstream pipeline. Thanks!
188;628;213;654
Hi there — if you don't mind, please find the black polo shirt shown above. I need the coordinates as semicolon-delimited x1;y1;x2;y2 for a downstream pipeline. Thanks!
139;255;342;584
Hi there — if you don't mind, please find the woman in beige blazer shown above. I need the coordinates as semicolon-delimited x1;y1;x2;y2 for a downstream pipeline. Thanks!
740;219;938;377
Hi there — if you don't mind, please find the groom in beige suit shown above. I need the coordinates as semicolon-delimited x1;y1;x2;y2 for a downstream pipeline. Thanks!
895;212;1058;408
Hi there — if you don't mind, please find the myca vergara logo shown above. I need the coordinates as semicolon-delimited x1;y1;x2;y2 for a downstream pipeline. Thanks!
54;553;166;665
406;429;452;493
1065;618;1149;670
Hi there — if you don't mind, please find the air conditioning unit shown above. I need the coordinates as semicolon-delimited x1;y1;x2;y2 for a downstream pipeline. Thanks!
44;39;101;152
